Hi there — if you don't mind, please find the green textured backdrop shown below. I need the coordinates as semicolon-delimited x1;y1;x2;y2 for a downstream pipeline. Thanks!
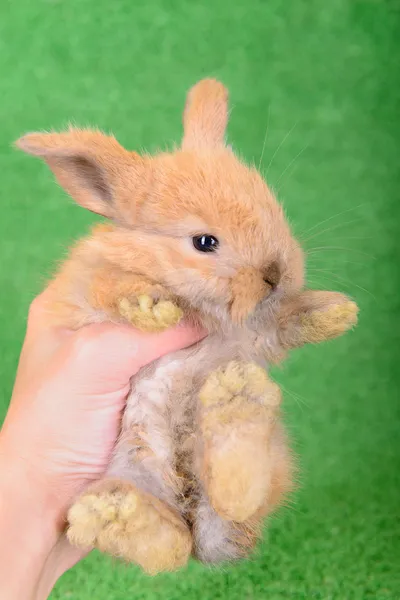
0;1;399;598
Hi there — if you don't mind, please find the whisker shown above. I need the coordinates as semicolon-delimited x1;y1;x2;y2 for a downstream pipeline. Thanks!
301;218;364;243
301;203;368;237
307;257;368;268
306;272;347;292
307;246;376;259
275;143;309;190
265;121;298;177
258;104;271;171
280;383;310;410
308;268;375;299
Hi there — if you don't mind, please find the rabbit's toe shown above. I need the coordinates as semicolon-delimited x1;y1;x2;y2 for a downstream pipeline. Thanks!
118;295;182;331
199;361;280;410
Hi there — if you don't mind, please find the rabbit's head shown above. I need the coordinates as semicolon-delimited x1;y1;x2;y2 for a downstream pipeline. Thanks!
17;80;304;327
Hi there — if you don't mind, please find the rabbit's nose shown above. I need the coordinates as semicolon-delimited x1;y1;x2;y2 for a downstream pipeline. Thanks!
263;261;281;290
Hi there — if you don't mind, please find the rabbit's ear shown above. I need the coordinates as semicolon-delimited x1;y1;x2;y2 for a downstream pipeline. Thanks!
16;128;145;219
182;79;229;150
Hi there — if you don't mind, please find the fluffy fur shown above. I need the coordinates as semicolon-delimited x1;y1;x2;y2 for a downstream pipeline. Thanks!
16;79;358;574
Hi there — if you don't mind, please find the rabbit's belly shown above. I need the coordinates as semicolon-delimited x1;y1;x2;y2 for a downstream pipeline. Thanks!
110;355;189;508
125;336;243;428
123;349;205;466
125;356;192;428
117;340;237;498
124;334;262;446
123;355;186;464
117;336;263;508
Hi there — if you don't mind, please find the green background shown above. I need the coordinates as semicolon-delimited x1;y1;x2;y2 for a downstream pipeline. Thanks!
0;1;399;598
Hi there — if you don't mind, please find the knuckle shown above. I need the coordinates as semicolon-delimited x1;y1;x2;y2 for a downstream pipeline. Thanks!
27;293;46;324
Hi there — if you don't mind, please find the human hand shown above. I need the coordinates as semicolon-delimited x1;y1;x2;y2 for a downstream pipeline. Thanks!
0;290;205;599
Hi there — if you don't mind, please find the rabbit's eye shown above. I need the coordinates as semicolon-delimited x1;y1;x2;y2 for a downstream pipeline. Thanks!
192;235;219;253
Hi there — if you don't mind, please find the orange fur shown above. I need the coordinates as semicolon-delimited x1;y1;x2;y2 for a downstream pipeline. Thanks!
182;79;228;149
67;478;192;574
199;362;281;522
16;78;358;572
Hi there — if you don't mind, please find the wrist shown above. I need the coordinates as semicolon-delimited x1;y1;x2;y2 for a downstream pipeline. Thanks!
0;436;64;599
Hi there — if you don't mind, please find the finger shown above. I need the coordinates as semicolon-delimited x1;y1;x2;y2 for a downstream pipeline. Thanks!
17;289;73;375
25;287;62;338
134;321;207;369
61;321;206;393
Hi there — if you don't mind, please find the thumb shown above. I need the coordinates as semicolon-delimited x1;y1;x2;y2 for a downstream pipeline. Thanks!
62;321;206;394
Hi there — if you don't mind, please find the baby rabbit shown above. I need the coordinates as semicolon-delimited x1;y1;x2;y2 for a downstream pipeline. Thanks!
16;79;358;575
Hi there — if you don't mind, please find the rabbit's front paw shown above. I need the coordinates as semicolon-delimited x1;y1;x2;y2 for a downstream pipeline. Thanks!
199;362;281;522
300;300;358;343
67;479;191;574
118;294;183;332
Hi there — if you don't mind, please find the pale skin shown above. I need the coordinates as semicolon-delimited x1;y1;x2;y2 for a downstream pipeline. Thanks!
0;291;205;600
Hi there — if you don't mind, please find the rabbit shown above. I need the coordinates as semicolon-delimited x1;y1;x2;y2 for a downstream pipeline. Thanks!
16;79;358;575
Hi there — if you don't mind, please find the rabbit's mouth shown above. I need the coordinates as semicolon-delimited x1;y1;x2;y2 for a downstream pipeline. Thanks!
229;266;281;325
